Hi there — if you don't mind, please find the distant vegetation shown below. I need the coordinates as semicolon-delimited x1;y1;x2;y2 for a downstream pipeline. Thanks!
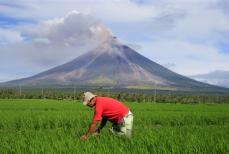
0;87;229;104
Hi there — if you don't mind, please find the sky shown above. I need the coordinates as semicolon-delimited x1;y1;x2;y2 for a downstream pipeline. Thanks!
0;0;229;82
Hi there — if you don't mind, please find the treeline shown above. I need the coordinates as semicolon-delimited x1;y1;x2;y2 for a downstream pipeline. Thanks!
0;89;229;104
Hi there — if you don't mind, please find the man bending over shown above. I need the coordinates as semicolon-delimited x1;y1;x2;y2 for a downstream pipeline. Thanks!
81;92;133;141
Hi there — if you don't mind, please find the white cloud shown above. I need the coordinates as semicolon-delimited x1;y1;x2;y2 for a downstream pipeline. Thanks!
0;10;113;81
0;0;156;22
139;40;229;75
0;28;23;45
126;0;229;76
3;0;228;44
169;2;229;43
24;10;112;46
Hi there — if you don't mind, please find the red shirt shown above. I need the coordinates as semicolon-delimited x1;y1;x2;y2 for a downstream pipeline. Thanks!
93;97;129;124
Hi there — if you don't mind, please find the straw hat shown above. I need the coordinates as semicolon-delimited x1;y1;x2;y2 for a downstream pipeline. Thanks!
83;92;96;105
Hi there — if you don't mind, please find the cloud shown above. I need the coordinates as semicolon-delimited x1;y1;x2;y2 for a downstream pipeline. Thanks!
125;0;229;76
0;0;156;22
0;27;23;45
139;39;229;75
0;11;113;81
171;4;229;43
24;10;112;46
0;1;27;9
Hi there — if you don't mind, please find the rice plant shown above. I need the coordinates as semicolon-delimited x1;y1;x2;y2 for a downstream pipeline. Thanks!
0;99;228;153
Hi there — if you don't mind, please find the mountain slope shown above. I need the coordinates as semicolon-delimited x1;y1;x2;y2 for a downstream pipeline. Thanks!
2;38;227;91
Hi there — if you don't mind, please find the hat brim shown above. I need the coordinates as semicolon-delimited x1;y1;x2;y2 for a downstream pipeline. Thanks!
83;100;88;106
82;94;96;106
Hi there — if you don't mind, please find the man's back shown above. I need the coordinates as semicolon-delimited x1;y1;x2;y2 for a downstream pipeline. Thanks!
93;97;129;124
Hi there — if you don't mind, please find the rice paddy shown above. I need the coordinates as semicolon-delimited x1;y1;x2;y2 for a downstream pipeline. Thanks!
0;99;228;154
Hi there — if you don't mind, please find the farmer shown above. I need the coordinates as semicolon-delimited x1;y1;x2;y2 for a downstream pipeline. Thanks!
81;92;133;141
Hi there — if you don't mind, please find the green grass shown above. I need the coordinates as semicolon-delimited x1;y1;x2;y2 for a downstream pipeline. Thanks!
0;99;229;154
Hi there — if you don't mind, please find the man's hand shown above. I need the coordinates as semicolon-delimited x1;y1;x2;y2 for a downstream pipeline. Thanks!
81;120;99;141
92;129;100;136
81;135;87;141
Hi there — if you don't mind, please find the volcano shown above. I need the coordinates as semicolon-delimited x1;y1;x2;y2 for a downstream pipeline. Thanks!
2;37;226;91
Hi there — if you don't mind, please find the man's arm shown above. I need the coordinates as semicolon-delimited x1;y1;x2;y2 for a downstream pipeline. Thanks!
81;120;99;141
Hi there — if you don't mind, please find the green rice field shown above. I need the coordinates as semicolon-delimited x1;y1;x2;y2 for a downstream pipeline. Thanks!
0;99;228;153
